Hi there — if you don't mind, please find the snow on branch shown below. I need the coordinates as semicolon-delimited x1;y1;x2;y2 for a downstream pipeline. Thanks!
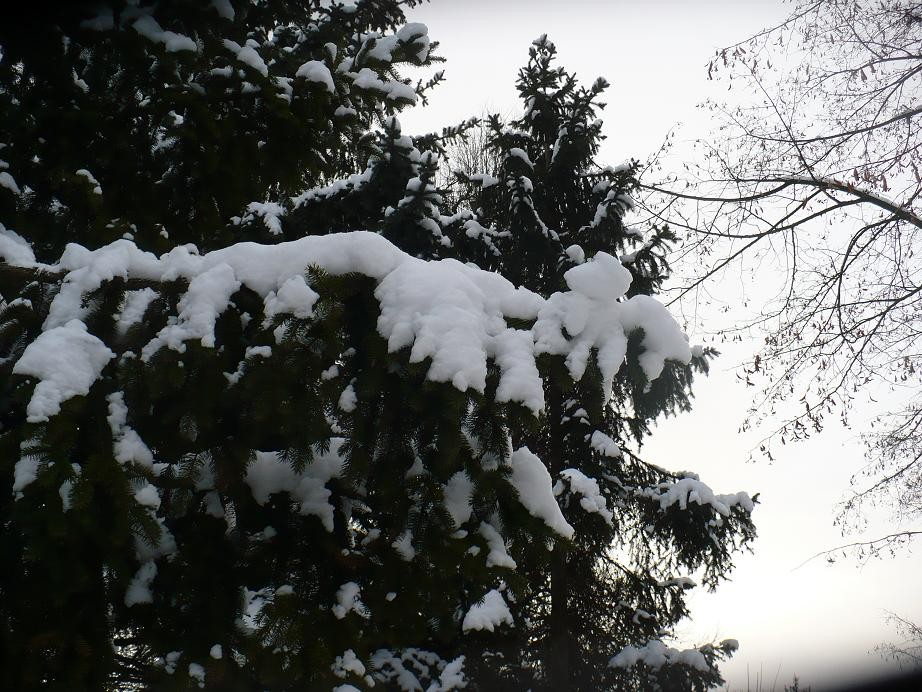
5;232;694;419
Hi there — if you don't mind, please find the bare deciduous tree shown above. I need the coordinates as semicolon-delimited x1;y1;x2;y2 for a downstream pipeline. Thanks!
639;0;922;554
878;611;922;668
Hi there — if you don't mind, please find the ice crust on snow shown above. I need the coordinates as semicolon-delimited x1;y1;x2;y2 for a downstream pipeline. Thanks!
461;589;513;632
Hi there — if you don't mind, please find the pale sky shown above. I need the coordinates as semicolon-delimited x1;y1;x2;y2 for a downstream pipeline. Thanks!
399;1;922;689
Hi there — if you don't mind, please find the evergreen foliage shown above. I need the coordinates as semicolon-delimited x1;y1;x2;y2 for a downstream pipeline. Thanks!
435;35;756;690
1;3;755;691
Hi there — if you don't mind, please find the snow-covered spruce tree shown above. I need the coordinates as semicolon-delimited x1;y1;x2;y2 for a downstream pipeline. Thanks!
0;1;486;689
252;35;759;690
426;36;756;690
0;0;445;263
0;3;755;691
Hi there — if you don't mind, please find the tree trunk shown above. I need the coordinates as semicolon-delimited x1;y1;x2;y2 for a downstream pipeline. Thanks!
546;382;570;689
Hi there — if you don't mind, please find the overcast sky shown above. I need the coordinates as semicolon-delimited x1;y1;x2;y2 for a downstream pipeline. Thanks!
399;1;922;689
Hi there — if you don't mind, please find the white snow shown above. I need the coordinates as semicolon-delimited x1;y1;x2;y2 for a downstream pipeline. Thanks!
321;364;340;380
332;649;366;678
443;470;473;527
210;0;235;20
134;516;177;563
619;295;693;382
349;68;417;102
115;288;158;334
467;173;499;188
245;201;285;235
243;441;346;532
125;560;157;607
245;346;271;359
563;251;632;300
141;262;241;359
187;662;206;687
640;476;754;517
535;251;690;399
226;41;268;77
59;479;75;511
509;447;574;539
461;589;514;632
12;454;40;493
13;319;115;422
609;640;710;672
507;147;534;168
559;468;613;524
107;391;155;469
338;384;358;412
375;255;544;413
296;60;335;93
392;531;416;561
134;484;161;509
589;430;621;458
209;644;223;660
75;169;102;195
369;648;468;691
73;70;90;92
0;171;20;195
292;167;374;207
332;582;369;619
263;274;318;320
132;16;197;53
565;244;585;264
478;522;517;570
0;224;34;265
364;23;430;63
12;231;691;434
